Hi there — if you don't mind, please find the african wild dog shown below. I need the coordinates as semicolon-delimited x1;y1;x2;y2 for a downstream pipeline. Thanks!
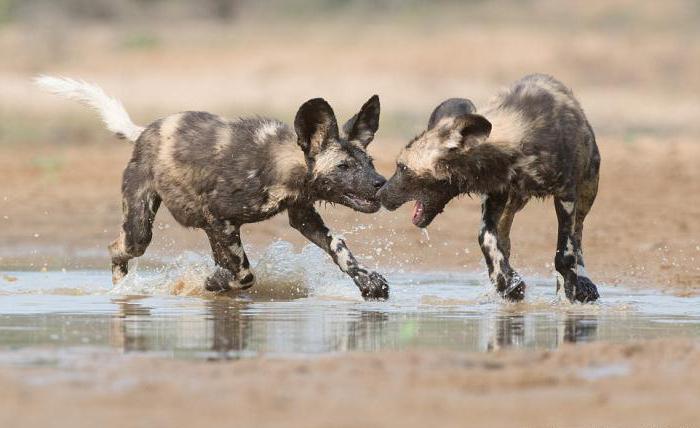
378;74;600;303
36;76;389;300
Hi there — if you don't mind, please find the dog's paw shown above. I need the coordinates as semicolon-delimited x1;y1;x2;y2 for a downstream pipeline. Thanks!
354;271;389;301
574;276;599;303
111;262;128;285
205;269;256;293
500;272;526;302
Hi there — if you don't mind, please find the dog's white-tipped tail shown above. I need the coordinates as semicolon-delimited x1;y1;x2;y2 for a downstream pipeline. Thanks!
34;75;145;142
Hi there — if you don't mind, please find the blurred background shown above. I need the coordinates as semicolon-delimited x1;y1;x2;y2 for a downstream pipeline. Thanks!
1;0;698;290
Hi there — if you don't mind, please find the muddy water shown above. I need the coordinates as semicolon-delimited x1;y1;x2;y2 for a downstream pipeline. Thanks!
1;242;699;365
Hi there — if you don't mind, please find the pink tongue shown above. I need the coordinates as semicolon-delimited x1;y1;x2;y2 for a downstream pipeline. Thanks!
412;201;424;223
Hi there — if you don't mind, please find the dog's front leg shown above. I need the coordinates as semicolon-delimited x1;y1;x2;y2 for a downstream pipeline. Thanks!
479;192;526;301
288;205;389;300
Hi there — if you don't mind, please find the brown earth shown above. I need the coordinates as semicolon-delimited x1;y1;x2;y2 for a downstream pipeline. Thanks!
1;137;698;294
1;339;700;428
1;8;700;427
1;12;698;293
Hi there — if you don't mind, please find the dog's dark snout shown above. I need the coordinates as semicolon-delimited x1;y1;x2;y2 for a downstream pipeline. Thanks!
373;176;387;190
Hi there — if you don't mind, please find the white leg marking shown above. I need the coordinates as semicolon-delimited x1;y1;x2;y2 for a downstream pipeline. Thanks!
223;221;237;236
329;235;352;272
482;230;505;282
577;263;590;279
228;244;245;260
560;201;575;215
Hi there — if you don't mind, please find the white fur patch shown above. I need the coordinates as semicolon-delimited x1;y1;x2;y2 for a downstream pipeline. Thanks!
329;235;352;272
228;244;244;260
255;122;282;144
565;237;575;256
223;221;237;236
35;75;145;142
481;230;505;281
560;200;575;215
577;263;590;279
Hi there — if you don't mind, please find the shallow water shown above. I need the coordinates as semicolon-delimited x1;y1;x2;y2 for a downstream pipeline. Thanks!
1;243;699;365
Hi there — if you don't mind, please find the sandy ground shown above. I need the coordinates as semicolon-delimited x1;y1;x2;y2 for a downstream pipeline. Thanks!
1;7;700;427
1;13;698;293
1;137;698;294
1;339;699;428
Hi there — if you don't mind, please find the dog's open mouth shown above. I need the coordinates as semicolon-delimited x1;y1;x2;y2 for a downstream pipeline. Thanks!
412;200;425;226
341;193;381;213
411;199;447;228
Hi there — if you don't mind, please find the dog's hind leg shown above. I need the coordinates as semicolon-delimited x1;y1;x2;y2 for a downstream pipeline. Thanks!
108;162;160;284
203;221;255;292
479;192;526;301
288;205;388;301
572;160;600;302
554;191;598;303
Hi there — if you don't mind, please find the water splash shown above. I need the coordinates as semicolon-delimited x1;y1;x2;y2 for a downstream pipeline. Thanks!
110;240;359;300
421;227;430;242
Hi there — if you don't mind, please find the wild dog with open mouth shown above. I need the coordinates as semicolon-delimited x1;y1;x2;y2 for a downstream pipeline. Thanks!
378;74;600;303
36;76;389;300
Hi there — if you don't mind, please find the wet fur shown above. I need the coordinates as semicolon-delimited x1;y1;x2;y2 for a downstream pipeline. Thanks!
37;77;389;300
379;74;601;303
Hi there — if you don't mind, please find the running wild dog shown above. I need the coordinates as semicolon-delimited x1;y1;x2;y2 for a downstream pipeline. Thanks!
378;74;601;303
36;76;389;300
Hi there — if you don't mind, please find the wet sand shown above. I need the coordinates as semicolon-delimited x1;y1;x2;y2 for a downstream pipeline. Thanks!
1;339;699;428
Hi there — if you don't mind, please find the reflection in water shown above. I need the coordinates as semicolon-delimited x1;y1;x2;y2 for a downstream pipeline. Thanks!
485;313;599;352
207;299;251;358
562;314;598;344
111;296;153;352
106;298;604;358
0;270;699;362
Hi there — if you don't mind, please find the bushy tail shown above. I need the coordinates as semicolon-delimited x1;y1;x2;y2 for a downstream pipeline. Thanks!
34;75;145;142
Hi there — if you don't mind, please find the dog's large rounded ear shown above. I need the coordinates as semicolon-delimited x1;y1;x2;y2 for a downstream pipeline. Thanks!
445;113;492;149
428;98;477;129
294;98;339;157
342;94;380;148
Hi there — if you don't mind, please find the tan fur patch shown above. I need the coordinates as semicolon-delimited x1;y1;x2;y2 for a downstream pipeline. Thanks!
313;145;348;177
397;118;460;178
108;230;127;259
157;113;185;169
482;108;527;147
214;123;232;154
261;184;299;212
272;139;308;183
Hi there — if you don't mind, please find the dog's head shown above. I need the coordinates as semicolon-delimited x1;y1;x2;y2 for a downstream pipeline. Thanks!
294;95;385;213
378;98;492;227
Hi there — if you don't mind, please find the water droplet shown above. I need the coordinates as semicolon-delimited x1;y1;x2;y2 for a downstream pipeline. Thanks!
421;227;430;241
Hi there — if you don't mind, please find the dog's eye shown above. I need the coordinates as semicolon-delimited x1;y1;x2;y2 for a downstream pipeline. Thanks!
398;164;408;173
338;162;350;170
